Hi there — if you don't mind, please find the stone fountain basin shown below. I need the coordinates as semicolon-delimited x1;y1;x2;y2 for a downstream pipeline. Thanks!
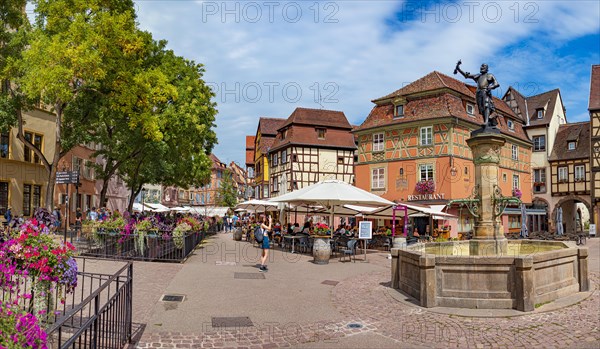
391;240;590;312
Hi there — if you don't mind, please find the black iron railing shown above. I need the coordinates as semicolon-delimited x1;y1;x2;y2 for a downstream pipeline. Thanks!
80;229;206;262
46;261;133;349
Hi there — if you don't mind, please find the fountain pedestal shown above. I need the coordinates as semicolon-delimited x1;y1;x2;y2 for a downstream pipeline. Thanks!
466;131;508;255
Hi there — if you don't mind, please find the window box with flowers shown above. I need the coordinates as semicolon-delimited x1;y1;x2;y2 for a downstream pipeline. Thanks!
512;188;522;199
533;182;545;187
415;180;436;194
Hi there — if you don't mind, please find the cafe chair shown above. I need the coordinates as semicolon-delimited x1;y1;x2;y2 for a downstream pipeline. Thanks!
383;237;392;251
298;236;309;253
340;239;358;263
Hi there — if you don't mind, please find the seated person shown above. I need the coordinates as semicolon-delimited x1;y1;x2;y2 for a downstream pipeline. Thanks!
292;223;302;235
299;222;311;235
333;224;346;236
413;229;431;242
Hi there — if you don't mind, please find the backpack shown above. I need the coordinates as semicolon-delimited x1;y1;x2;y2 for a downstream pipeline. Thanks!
254;226;264;243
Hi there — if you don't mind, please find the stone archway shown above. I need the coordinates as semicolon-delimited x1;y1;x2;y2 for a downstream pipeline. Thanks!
551;196;591;235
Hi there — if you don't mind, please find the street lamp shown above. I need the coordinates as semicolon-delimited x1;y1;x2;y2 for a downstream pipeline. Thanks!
141;187;146;214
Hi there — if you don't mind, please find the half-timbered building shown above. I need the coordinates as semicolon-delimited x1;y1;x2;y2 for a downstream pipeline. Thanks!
503;87;567;233
268;108;356;197
252;117;285;199
590;65;600;225
245;136;256;198
548;122;591;234
353;71;532;237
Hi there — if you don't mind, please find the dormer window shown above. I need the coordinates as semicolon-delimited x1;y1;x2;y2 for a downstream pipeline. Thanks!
282;129;287;140
568;141;576;150
395;105;404;118
537;109;544;119
466;103;475;116
316;128;326;139
507;120;514;130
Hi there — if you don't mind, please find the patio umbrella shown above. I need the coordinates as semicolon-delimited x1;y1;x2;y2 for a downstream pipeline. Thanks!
520;203;529;238
235;199;280;212
270;179;394;235
556;207;564;236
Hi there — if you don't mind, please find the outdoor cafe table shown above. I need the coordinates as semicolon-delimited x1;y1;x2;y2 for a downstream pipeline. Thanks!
283;235;304;253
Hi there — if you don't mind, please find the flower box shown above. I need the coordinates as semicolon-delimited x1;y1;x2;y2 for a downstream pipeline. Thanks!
415;180;436;194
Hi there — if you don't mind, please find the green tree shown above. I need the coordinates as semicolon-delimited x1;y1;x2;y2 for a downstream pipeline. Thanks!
216;171;238;208
13;0;146;209
0;0;29;132
103;42;217;211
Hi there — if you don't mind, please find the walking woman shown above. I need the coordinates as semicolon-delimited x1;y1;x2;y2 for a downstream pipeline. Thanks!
259;215;272;272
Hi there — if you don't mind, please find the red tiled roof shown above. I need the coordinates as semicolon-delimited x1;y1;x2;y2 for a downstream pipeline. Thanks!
245;150;254;166
258;117;285;136
246;136;255;150
210;153;226;169
357;71;529;142
373;71;474;102
270;125;356;152
268;108;355;152
355;92;529;142
590;65;600;110
279;107;352;130
259;137;276;153
549;122;590;161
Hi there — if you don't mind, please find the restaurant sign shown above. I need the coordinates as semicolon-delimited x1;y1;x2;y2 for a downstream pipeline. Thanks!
407;193;445;201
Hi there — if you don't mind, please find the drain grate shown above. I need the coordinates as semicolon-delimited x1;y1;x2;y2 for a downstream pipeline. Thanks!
212;316;253;328
347;323;363;329
321;280;339;286
216;261;237;266
161;295;185;302
234;272;265;279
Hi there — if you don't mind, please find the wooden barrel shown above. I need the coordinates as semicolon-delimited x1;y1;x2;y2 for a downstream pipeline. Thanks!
233;227;243;241
312;237;331;265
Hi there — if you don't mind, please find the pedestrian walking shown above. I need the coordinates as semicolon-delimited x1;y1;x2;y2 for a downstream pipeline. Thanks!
3;206;12;225
75;208;83;241
52;206;61;232
259;215;272;272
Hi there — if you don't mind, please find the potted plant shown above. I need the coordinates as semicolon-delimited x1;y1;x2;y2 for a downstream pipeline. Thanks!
313;222;330;236
415;180;436;194
135;219;153;255
172;222;192;249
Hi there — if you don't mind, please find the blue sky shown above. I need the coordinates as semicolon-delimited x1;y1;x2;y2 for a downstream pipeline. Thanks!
133;0;600;166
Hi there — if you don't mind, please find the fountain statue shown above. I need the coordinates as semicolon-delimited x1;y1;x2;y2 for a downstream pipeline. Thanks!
389;62;590;312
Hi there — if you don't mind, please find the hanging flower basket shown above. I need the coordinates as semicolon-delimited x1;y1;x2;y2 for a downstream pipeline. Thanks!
415;180;436;194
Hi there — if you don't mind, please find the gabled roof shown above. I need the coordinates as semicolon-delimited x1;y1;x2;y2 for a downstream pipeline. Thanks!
279;107;352;130
258;117;285;136
524;89;561;127
548;122;590;161
503;87;529;123
373;71;473;102
354;72;529;142
210;154;227;169
245;136;255;150
270;108;355;151
590;65;600;111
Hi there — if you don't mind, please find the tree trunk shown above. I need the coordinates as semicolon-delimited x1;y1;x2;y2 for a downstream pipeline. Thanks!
45;104;64;209
127;184;142;213
15;105;54;210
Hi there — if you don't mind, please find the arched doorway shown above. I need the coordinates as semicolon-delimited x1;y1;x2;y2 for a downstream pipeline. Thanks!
551;196;591;236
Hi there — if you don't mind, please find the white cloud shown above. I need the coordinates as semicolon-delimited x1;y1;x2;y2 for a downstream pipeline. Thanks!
134;0;600;165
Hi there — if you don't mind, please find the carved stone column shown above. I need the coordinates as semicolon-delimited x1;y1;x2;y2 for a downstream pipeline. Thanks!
466;132;508;255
